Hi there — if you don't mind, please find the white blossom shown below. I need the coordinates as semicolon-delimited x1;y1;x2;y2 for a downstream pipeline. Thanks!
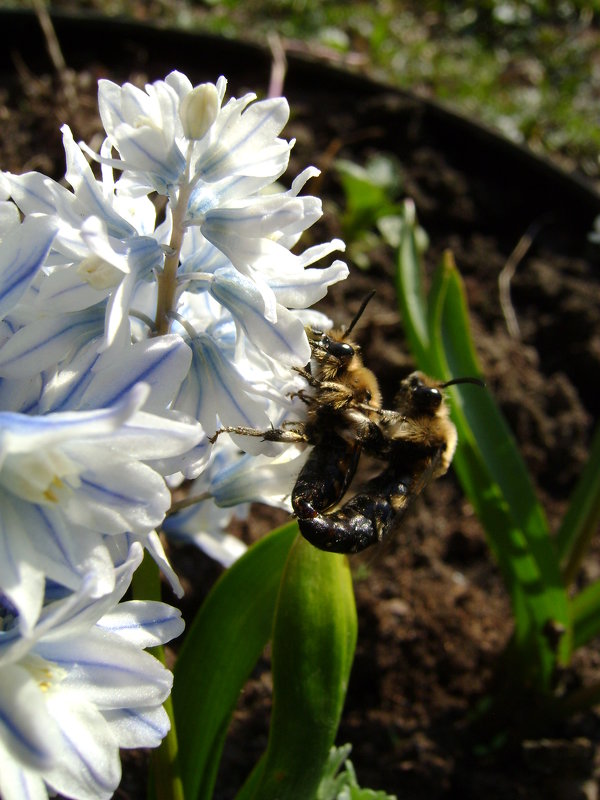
0;542;183;800
0;67;350;794
0;383;201;632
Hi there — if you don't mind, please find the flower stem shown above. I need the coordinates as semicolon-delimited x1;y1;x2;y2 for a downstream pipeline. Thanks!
132;553;184;800
155;144;194;335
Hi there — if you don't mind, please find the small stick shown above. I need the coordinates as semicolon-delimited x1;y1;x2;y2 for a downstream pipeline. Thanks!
267;32;287;99
32;0;78;115
499;215;552;339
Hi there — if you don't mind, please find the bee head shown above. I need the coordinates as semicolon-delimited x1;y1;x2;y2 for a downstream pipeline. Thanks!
308;328;356;366
307;292;375;373
396;372;485;417
399;372;444;416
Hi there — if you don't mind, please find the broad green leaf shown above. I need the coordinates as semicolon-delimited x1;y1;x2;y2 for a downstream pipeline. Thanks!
429;256;549;540
173;521;298;800
238;536;357;800
556;421;600;586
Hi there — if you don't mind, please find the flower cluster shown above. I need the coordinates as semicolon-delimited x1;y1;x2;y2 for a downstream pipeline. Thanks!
0;72;347;798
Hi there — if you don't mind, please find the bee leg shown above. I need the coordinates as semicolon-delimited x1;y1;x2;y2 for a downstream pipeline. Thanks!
281;420;308;434
289;388;314;405
209;425;309;444
292;366;314;383
291;368;350;396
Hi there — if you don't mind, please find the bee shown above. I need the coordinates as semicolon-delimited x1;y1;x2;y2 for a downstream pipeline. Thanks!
296;371;483;553
211;292;384;519
210;296;483;554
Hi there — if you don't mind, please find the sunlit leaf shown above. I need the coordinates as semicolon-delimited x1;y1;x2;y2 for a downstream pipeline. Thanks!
236;536;357;800
173;521;298;800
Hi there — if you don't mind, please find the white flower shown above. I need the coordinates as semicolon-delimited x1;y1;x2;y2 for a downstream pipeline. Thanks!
0;383;202;632
1;72;347;432
0;69;349;574
0;542;184;800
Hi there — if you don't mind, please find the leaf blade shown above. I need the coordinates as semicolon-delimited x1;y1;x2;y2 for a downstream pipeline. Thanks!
173;521;298;800
240;536;357;800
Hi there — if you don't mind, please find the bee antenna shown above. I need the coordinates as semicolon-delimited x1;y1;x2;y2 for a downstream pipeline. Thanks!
343;291;376;339
441;376;486;389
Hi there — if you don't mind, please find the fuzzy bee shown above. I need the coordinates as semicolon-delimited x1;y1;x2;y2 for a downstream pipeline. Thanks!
211;295;483;553
294;370;483;553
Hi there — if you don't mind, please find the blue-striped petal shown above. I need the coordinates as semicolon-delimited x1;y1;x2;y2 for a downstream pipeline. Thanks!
0;307;104;378
172;331;269;436
76;334;192;411
209;267;310;365
96;599;184;648
0;216;57;321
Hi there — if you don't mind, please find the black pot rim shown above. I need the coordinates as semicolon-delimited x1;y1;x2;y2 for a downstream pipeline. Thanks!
2;7;599;228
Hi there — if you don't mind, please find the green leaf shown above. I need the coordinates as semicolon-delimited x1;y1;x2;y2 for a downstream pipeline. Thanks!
395;201;431;368
238;536;357;800
429;254;543;529
432;255;570;670
556;421;600;586
172;521;298;800
572;579;600;649
395;215;570;685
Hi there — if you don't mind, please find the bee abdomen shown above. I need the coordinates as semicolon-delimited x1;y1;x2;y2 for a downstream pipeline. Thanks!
292;437;361;518
298;487;407;554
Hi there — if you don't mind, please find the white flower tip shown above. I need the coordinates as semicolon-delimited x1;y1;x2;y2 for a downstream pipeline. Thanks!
180;83;219;141
403;197;416;223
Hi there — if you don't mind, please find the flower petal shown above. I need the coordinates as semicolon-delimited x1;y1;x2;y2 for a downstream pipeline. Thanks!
209;267;310;365
77;334;192;411
0;742;47;800
0;308;104;379
173;331;269;436
0;663;62;769
44;693;120;800
39;630;172;709
97;599;184;648
102;705;170;749
0;216;57;321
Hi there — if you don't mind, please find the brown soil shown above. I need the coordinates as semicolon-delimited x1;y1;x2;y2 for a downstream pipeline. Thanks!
2;12;600;800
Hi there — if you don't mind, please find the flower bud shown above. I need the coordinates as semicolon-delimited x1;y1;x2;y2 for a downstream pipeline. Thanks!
180;83;219;140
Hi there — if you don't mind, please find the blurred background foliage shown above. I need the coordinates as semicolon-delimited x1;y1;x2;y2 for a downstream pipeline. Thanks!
9;0;600;181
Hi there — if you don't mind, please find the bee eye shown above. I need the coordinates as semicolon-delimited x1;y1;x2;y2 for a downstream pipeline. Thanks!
413;385;442;412
323;338;354;362
365;390;372;402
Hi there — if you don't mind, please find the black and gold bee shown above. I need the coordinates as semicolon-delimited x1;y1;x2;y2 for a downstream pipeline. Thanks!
211;295;483;553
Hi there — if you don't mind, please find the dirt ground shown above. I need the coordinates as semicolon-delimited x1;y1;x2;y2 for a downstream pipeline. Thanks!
1;12;600;800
